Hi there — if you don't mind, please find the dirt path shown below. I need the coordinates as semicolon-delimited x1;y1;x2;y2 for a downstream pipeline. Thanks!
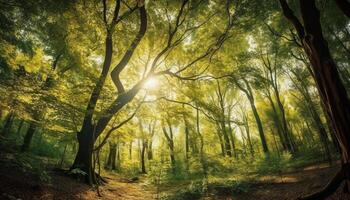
0;149;348;200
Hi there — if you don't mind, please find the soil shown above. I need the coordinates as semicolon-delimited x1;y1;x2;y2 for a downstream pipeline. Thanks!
0;150;349;200
208;163;350;200
0;150;154;200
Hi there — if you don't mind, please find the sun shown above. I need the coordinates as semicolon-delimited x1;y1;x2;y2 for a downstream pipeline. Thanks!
144;77;159;89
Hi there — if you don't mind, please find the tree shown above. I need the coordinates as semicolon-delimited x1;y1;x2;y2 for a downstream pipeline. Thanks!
162;118;176;173
71;0;233;184
231;73;269;153
279;0;350;198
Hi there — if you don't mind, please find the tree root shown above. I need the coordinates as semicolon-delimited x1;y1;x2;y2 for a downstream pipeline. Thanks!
94;172;108;185
297;168;345;200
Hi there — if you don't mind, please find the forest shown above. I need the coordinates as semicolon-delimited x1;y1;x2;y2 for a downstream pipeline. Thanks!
1;0;350;199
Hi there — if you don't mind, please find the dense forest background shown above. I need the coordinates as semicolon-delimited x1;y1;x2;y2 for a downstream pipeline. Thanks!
1;0;350;199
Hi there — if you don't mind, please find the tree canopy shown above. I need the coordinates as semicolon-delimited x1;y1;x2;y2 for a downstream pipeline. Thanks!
1;0;350;199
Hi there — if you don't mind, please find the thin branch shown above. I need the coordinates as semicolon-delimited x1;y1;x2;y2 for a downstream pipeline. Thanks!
93;101;143;151
263;21;302;47
102;0;108;26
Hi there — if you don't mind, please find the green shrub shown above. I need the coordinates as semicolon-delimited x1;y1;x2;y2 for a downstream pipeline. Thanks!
255;152;292;175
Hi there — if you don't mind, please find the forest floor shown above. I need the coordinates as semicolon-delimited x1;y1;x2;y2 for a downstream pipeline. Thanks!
0;146;155;200
0;147;349;200
207;163;350;200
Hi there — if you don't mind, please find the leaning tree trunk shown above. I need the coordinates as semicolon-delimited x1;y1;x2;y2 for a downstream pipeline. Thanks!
250;99;269;153
267;94;290;151
243;80;269;153
279;0;350;198
274;87;297;153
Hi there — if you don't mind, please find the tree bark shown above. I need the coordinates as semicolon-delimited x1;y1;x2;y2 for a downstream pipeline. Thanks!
243;113;254;157
70;124;95;184
250;100;269;153
215;122;226;156
162;120;176;173
105;142;117;170
183;114;190;169
129;141;133;160
273;84;297;153
20;122;36;152
244;79;269;153
59;144;68;168
279;0;350;198
335;0;350;18
70;5;147;183
147;140;153;160
16;119;24;135
2;111;14;135
141;140;147;173
227;114;237;159
266;93;289;151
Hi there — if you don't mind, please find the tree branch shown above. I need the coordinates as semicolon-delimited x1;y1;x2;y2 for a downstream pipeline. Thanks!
278;0;305;39
111;5;147;94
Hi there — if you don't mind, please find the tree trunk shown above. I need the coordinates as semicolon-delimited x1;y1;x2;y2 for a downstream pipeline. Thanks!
274;86;297;153
111;144;117;170
184;115;190;164
250;100;269;153
106;142;117;170
271;127;281;158
16;119;24;135
2;111;14;135
21;123;36;152
243;80;269;153
129;141;133;160
70;125;95;184
220;121;232;157
309;102;332;164
279;0;350;198
196;106;208;179
162;121;176;173
59;144;68;168
227;120;237;159
267;94;289;151
141;140;147;173
291;68;333;162
244;120;254;157
147;140;153;160
116;143;121;170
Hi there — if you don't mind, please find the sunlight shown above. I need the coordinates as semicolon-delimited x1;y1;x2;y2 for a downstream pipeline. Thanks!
143;77;159;89
2;1;344;199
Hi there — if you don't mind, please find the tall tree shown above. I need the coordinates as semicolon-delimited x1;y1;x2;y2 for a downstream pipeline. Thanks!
279;0;350;198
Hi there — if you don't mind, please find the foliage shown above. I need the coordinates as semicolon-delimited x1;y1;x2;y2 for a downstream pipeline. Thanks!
0;0;347;198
